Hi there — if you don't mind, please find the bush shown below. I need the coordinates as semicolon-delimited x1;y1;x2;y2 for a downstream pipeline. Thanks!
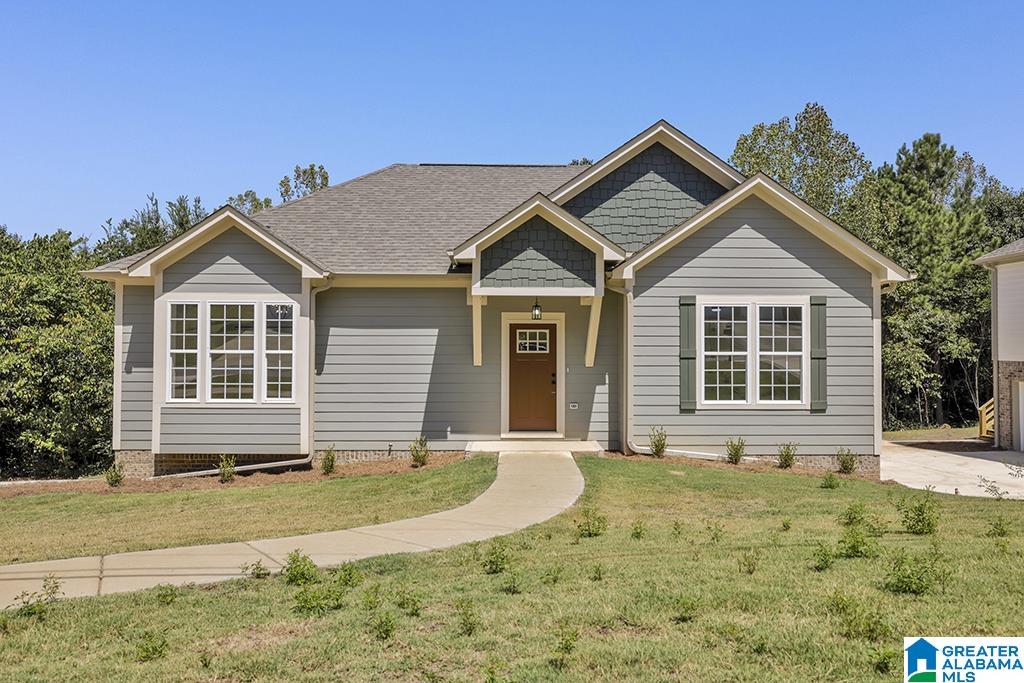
574;508;608;539
455;598;479;636
838;501;867;527
896;490;940;535
330;563;364;588
777;442;797;469
482;540;512;574
135;630;169;662
738;549;760;575
986;515;1012;538
217;454;236;483
704;519;725;544
320;446;336;475
240;559;271;579
293;583;346;616
369;611;396;640
630;519;647;540
672;595;700;623
360;584;383;611
410;436;429;468
540;566;562;585
812;542;835;571
104;463;124;487
589;563;604;582
154;584;179;605
865;514;889;537
883;545;949;595
282;550;320;586
820;472;841;489
395;588;422;616
871;647;902;675
649;425;667;458
499;570;523;595
836;447;857;474
837;525;880;559
781;518;792;532
825;589;891;641
13;575;63;620
549;621;579;670
725;437;746;465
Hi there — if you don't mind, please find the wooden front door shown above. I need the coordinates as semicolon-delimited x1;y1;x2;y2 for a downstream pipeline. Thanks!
509;324;557;431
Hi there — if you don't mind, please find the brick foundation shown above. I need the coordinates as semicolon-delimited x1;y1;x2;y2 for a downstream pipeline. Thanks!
114;450;157;478
996;360;1024;449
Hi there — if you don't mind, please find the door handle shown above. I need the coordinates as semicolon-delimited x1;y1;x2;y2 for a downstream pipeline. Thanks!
551;373;557;385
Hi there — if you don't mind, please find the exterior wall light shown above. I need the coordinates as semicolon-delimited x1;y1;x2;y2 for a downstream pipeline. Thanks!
531;299;542;320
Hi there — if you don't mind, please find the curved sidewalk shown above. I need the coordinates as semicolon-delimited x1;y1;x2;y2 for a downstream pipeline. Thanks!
0;451;583;608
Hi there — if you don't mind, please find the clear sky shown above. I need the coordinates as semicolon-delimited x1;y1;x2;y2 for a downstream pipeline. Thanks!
2;0;1021;241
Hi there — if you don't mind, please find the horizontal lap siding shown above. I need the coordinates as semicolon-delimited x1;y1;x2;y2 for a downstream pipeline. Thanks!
162;228;302;294
160;406;301;453
633;196;875;455
121;286;154;449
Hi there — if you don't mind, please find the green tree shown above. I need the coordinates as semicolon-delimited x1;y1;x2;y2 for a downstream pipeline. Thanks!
569;157;593;166
279;163;329;202
92;194;207;264
226;189;273;215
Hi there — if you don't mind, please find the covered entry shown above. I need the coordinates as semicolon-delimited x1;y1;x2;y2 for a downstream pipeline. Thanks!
508;323;558;430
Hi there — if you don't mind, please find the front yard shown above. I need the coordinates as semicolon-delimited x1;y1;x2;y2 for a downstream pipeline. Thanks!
2;455;1022;681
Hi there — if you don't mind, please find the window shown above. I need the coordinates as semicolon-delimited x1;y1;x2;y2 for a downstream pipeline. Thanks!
758;305;803;403
516;329;549;353
169;303;198;400
264;303;294;400
209;303;255;400
702;305;748;402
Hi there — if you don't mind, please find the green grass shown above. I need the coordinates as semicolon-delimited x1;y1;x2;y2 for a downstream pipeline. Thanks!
883;425;979;441
0;456;496;564
2;455;1023;681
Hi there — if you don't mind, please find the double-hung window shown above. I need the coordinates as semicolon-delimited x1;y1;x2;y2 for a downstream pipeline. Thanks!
264;303;294;400
169;303;199;400
208;304;256;400
699;300;807;406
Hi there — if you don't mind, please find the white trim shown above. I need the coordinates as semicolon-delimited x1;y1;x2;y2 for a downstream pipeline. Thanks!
500;312;566;436
262;302;297;403
473;286;597;297
991;267;1000;447
548;121;744;204
471;295;484;366
613;175;913;285
151;270;164;453
622;284;635;452
754;302;810;406
205;301;259;404
515;328;550;353
112;281;123;450
872;274;883;455
1017;381;1023;452
166;300;201;403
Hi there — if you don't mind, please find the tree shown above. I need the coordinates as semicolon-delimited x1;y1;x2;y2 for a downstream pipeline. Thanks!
279;163;329;202
569;157;593;166
731;102;871;218
92;194;208;264
226;189;273;215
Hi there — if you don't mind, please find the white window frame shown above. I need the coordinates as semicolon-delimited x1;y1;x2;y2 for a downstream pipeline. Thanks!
262;302;296;403
166;300;201;403
206;301;259;404
755;303;808;406
515;328;550;354
696;296;810;410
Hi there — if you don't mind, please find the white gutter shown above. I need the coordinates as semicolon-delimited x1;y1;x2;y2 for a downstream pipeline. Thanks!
150;280;336;480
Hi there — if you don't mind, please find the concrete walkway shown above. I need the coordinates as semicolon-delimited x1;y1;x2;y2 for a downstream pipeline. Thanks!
0;451;584;608
881;440;1024;499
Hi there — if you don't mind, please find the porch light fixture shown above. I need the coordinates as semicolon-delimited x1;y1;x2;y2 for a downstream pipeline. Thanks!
531;299;542;320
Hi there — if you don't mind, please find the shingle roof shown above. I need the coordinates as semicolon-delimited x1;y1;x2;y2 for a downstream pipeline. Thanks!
251;163;587;274
976;237;1024;265
84;247;158;274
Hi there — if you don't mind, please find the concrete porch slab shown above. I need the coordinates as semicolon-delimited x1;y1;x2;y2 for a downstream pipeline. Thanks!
466;439;601;453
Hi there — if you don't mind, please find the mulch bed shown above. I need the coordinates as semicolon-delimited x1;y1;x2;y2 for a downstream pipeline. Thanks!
0;452;469;499
594;451;884;483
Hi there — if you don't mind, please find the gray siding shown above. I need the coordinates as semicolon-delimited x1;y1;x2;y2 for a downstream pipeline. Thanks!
160;406;301;454
479;216;596;288
564;142;727;253
120;285;154;449
632;196;876;456
163;227;301;294
314;288;620;450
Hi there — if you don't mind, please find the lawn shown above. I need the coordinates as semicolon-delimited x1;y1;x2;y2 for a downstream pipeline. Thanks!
883;425;979;441
0;456;496;564
2;455;1022;681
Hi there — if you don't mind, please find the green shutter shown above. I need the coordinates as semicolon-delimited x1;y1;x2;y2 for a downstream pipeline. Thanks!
679;295;697;413
810;296;827;413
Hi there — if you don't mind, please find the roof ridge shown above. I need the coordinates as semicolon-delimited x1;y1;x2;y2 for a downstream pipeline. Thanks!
254;163;404;218
417;163;586;168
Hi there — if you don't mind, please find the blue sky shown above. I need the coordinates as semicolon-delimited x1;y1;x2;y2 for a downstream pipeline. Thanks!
2;0;1021;241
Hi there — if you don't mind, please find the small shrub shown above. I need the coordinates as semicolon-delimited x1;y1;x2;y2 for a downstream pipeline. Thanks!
986;515;1012;538
871;647;902;675
240;559;271;579
14;575;63;620
738;549;760;575
883;545;949;595
396;588;423;616
672;595;700;623
104;463;124;487
705;519;725;544
410;435;430;468
836;447;857;474
671;520;684;538
540;567;562;585
361;584;383;611
994;536;1011;554
825;589;891;641
781;518;792;532
820;472;841;489
574;507;608;539
978;475;1009;500
837;525;880;559
293;583;346;616
499;570;523;595
549;621;579;670
777;442;797;469
154;584;179;605
135;630;169;662
482;540;512;574
320;446;336;475
649;425;667;458
838;501;867;527
589;563;604;582
812;542;835;571
282;550;320;586
895;490;940;535
725;437;746;465
865;514;889;537
218;454;236;483
330;562;364;588
369;611;396;640
455;598;480;636
630;519;647;540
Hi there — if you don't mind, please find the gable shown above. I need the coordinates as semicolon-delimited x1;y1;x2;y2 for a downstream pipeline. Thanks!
162;227;302;294
563;142;728;252
479;215;597;288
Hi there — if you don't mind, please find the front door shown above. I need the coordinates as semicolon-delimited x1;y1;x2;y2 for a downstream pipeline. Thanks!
509;324;557;431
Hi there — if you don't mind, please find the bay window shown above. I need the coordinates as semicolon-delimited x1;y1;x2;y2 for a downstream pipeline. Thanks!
169;303;199;400
209;304;256;400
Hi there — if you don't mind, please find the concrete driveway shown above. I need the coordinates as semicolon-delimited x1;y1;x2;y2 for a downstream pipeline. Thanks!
0;451;584;608
881;440;1024;499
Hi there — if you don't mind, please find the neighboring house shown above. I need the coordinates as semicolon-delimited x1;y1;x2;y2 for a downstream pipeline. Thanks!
977;239;1024;450
84;121;913;476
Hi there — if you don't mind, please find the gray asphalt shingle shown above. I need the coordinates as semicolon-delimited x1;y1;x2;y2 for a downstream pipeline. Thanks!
977;237;1024;265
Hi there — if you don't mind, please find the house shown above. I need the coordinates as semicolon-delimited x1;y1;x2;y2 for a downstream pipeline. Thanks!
83;121;913;477
977;238;1024;450
905;638;938;677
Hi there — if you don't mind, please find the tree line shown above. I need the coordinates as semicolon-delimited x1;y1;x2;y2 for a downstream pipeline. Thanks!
2;108;1022;477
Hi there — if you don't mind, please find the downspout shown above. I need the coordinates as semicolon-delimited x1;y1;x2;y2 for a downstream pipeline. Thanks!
610;282;727;462
151;279;336;479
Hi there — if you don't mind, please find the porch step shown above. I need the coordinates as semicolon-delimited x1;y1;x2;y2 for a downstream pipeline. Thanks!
465;440;602;454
